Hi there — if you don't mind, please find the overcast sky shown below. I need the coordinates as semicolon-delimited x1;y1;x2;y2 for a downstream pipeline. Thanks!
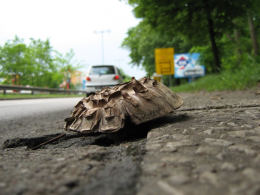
0;0;146;79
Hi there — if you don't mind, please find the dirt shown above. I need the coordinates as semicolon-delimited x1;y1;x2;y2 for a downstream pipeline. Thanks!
0;89;260;195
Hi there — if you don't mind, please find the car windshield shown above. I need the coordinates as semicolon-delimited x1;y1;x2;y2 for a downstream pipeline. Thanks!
90;66;115;75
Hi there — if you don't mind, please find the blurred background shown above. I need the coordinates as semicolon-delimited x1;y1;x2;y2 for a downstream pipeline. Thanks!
0;0;146;90
0;0;259;92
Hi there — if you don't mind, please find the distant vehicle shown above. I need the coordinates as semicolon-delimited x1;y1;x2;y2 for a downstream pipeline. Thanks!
85;65;123;95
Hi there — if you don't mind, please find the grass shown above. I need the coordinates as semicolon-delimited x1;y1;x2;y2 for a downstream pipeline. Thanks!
172;63;260;92
0;93;84;100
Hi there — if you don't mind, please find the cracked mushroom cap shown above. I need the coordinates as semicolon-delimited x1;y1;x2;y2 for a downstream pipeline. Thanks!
65;77;183;133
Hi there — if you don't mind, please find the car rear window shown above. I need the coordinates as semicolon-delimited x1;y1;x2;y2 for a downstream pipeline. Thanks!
90;66;115;75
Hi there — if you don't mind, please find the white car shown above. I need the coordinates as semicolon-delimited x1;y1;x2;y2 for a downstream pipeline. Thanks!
85;65;123;95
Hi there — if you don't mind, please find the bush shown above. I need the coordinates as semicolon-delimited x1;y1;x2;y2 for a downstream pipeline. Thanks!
172;59;260;92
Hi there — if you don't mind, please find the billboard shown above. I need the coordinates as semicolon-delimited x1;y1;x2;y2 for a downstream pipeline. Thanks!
174;53;205;78
155;48;174;75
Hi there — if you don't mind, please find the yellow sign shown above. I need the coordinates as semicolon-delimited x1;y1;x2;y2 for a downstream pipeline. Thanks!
155;48;174;75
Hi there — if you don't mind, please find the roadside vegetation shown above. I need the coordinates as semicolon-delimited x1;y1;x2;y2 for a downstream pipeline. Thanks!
120;68;132;82
0;93;84;100
172;60;260;92
0;36;80;89
123;0;260;91
1;1;259;93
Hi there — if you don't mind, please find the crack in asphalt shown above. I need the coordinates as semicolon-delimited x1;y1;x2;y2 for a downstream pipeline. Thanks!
2;114;189;150
179;103;260;111
1;114;190;195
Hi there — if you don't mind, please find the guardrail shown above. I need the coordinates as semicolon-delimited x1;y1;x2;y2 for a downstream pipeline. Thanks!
0;84;86;95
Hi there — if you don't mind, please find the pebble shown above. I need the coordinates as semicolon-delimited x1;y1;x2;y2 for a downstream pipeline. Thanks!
160;142;178;153
246;136;260;142
166;140;197;148
56;158;66;162
229;182;249;194
219;134;226;139
221;162;236;171
145;143;162;151
242;168;260;182
161;155;192;164
0;182;6;187
171;134;189;140
228;130;246;138
241;124;253;129
195;146;218;155
182;129;189;134
253;127;260;135
204;138;233;147
254;154;260;163
216;152;225;160
246;129;258;135
203;129;214;135
157;180;184;195
14;183;27;195
218;122;225;126
199;171;218;186
229;144;256;156
20;169;29;173
227;122;236;127
195;164;216;173
147;130;163;140
214;127;227;131
151;134;172;143
143;163;160;172
57;186;69;194
168;175;190;185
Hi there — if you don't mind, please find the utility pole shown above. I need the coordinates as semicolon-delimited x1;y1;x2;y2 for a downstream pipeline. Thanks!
94;30;110;64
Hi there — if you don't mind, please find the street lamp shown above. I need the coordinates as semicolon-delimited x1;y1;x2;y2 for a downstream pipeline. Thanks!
94;29;110;64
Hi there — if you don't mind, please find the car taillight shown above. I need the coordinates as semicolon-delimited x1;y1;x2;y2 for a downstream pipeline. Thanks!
114;75;120;80
86;76;91;81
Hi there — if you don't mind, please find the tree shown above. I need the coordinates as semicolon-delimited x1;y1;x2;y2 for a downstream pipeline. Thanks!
0;36;80;88
247;0;260;56
122;21;191;75
54;49;81;89
126;0;252;73
0;36;28;85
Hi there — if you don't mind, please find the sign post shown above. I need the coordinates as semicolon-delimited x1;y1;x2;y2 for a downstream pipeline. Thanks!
155;48;174;75
155;48;174;86
174;53;205;80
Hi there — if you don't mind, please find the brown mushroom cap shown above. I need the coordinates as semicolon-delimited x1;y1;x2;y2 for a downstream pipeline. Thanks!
65;77;183;133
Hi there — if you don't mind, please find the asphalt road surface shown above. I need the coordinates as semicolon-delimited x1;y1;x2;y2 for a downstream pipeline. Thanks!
0;98;82;121
0;98;82;147
1;90;260;195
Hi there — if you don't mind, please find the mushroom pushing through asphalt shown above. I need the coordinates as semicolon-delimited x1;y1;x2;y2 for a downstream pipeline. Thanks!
65;77;183;133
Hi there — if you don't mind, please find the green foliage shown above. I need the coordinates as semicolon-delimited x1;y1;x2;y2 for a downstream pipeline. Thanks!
125;0;253;73
0;36;79;88
0;93;83;99
118;68;132;82
122;21;191;75
123;0;260;89
54;49;82;89
190;45;214;73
